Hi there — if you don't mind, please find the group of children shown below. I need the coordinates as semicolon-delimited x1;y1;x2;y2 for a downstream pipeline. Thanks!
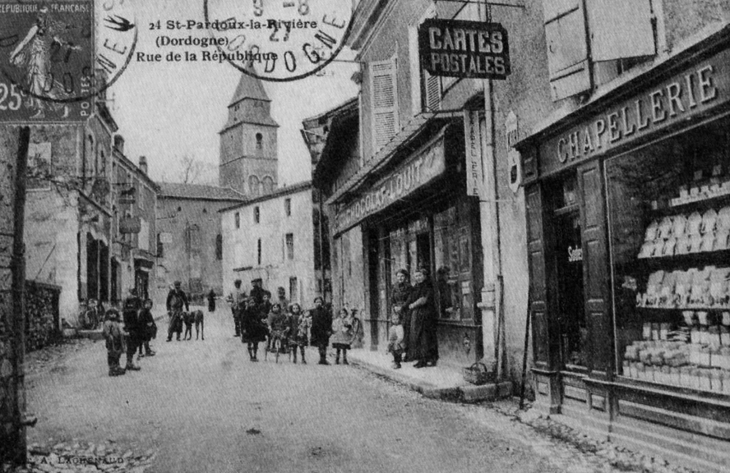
240;296;363;366
102;298;157;377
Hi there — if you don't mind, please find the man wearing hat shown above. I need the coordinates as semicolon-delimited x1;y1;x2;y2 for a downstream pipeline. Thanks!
227;279;246;337
166;281;189;342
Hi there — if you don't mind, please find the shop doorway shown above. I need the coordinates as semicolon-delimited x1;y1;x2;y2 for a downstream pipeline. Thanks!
416;233;431;273
368;229;380;349
554;209;586;367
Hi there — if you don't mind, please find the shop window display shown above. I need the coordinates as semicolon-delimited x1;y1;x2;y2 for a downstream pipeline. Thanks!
606;123;730;394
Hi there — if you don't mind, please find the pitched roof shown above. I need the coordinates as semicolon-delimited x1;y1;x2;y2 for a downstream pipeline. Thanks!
229;67;270;106
221;181;312;212
157;182;246;201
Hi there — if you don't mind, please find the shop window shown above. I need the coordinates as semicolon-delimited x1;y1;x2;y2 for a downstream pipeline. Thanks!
369;55;399;152
284;198;291;216
285;233;294;260
606;122;730;393
235;212;240;229
542;0;656;101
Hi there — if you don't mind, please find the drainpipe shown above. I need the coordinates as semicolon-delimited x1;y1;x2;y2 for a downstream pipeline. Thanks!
479;2;505;380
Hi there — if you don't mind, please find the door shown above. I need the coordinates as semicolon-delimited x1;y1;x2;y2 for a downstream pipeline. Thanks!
368;229;380;349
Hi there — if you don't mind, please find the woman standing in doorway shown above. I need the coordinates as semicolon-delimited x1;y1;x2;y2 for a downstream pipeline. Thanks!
407;268;439;368
390;269;412;360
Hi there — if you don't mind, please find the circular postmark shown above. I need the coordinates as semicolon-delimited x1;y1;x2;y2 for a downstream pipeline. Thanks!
204;0;353;82
0;0;137;121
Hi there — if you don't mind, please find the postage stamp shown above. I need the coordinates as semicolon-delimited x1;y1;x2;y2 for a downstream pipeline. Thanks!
204;0;354;82
0;0;137;123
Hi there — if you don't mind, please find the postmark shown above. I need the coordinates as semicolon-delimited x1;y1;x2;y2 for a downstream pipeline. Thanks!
203;0;353;82
0;0;137;122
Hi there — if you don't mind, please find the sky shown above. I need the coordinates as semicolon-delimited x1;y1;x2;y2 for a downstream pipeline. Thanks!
109;1;360;186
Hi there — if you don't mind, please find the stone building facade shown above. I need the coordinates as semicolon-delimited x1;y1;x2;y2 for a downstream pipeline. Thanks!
221;181;316;308
154;184;244;306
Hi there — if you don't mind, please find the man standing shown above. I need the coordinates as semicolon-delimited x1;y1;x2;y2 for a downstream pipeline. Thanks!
122;289;143;371
310;296;332;365
166;281;189;342
227;279;245;337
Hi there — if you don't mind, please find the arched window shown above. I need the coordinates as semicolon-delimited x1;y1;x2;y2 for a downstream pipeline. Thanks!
262;176;275;194
248;175;260;196
255;132;263;150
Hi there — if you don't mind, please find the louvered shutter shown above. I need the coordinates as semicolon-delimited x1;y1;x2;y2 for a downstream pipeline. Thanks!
424;71;441;112
543;0;591;101
587;0;655;61
370;57;399;152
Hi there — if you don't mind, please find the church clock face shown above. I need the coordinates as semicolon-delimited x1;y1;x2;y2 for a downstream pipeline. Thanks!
204;0;354;82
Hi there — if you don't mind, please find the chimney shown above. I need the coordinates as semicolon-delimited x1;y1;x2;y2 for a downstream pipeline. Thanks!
114;134;124;153
139;156;148;174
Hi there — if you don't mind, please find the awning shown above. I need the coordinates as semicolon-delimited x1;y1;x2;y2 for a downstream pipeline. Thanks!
326;110;461;205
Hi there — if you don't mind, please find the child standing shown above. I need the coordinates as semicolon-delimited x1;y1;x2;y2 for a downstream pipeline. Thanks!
331;308;353;365
387;312;405;369
137;299;156;359
287;303;309;364
102;309;126;377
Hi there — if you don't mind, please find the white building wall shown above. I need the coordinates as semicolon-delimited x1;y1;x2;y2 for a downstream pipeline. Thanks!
222;185;316;309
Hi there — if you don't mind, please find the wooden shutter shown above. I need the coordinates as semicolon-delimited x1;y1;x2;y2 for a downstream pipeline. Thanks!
370;57;399;152
577;161;612;377
586;0;655;62
543;0;591;101
424;71;441;112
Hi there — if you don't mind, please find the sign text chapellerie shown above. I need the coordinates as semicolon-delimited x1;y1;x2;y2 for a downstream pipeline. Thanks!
334;137;446;234
542;49;730;176
419;19;510;80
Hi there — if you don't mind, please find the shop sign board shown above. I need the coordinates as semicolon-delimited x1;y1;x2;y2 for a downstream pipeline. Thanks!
464;110;486;198
541;49;730;176
334;136;447;234
119;216;141;234
419;19;510;80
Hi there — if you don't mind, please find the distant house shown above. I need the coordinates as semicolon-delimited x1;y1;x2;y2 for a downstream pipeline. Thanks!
220;181;315;307
154;183;244;305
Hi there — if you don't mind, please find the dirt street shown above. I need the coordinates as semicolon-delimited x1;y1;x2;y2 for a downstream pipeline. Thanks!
21;307;648;472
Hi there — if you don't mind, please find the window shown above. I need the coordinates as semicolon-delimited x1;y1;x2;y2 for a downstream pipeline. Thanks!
257;238;262;265
235;212;240;229
285;233;294;260
255;132;263;149
215;234;223;260
370;56;399;152
262;176;274;194
249;175;260;196
289;277;298;303
409;7;440;114
284;198;291;216
157;233;164;258
254;206;260;224
542;0;656;100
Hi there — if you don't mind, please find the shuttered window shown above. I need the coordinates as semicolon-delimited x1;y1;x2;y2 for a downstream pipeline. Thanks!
424;71;441;112
370;57;399;152
543;0;655;101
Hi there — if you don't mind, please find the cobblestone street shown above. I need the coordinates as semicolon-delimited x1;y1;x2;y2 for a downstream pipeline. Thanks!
5;307;696;473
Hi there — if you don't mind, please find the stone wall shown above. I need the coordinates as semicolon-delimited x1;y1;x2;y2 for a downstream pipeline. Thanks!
24;281;61;352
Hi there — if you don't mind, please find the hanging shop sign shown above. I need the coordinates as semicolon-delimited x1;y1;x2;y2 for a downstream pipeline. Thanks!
463;110;486;198
334;135;447;234
119;216;141;234
542;49;730;176
419;19;510;80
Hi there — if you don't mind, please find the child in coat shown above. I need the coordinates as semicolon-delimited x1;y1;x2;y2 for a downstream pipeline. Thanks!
387;311;405;369
102;308;126;377
287;303;309;364
331;308;353;365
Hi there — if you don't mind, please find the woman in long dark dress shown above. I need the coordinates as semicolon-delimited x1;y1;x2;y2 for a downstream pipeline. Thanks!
390;269;412;359
407;268;439;368
241;297;268;361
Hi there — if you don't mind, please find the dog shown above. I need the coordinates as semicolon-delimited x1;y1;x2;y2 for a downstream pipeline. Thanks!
194;310;204;340
183;312;195;340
